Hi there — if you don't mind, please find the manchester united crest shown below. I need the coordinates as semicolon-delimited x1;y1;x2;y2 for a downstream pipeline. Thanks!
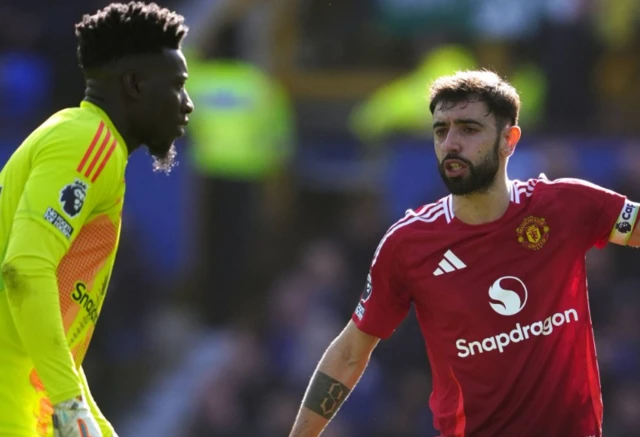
516;216;550;250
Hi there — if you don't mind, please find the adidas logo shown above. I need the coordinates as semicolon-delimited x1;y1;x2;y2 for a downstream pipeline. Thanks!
433;250;466;276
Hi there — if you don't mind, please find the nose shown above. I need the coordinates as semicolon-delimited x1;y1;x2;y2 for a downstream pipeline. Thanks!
182;89;194;114
441;130;461;155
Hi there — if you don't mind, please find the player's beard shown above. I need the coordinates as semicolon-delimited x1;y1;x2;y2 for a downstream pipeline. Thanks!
149;143;178;174
438;136;500;196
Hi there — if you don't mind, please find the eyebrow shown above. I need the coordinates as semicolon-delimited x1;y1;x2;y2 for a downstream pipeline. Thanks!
433;119;485;129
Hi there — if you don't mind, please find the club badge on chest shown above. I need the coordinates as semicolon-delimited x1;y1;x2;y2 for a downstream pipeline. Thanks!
516;216;550;250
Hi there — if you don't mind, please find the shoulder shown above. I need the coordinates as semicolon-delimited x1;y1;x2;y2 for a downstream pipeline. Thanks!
512;175;615;200
31;108;125;183
373;198;450;259
516;175;617;200
33;107;101;142
395;197;451;236
403;197;453;228
511;176;624;228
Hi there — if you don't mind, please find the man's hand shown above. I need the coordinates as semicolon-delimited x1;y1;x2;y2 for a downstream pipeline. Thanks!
53;396;102;437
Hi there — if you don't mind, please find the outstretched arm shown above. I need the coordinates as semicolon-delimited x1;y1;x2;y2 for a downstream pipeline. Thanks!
289;321;379;437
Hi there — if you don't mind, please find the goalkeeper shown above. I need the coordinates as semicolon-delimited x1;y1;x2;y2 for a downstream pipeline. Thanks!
0;2;193;436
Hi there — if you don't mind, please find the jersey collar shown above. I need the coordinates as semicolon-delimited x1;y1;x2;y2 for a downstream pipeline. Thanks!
445;180;521;223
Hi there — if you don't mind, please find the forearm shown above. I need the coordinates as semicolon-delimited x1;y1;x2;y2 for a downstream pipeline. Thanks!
289;341;370;437
2;252;82;404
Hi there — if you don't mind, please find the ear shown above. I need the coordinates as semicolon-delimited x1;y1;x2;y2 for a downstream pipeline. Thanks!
502;125;521;157
122;71;141;100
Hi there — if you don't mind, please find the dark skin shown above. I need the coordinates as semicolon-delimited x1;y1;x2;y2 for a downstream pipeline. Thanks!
83;48;193;172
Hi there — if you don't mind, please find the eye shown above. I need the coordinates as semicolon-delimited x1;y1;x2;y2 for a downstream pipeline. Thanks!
462;126;477;134
434;128;447;138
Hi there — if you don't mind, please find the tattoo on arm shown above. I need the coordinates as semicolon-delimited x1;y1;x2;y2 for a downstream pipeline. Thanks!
303;371;351;419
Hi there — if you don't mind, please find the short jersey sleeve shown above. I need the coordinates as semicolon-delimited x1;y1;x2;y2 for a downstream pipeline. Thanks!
14;120;121;252
553;178;630;249
352;226;412;339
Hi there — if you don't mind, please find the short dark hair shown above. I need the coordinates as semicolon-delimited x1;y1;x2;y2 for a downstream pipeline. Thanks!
429;70;521;127
75;2;188;70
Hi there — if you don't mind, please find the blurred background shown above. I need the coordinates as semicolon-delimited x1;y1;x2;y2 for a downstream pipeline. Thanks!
2;0;640;435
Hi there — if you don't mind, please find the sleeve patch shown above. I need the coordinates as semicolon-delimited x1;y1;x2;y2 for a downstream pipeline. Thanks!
59;179;89;218
610;201;640;245
44;207;74;239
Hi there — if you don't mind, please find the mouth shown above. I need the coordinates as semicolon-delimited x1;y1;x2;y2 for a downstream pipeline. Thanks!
443;159;469;178
176;118;189;136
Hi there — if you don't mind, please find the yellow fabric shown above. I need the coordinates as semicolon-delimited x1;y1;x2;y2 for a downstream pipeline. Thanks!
187;59;293;179
0;101;127;436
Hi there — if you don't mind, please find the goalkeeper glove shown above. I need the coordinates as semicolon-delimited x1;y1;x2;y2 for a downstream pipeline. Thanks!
53;396;102;437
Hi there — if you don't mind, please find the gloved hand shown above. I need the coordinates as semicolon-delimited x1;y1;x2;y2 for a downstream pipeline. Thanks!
53;396;102;437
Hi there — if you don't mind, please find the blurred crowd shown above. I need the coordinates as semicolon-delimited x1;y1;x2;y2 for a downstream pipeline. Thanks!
1;0;640;436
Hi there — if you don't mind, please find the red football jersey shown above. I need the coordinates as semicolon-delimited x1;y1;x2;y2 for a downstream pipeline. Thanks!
353;177;637;437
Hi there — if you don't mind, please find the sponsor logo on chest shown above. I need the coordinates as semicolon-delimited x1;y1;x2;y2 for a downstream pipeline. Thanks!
456;276;578;358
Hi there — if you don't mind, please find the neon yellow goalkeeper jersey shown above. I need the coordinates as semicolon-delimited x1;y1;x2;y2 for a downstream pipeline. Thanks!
0;101;127;436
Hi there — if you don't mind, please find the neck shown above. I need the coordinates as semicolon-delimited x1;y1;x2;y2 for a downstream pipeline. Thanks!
451;175;511;225
84;81;140;155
